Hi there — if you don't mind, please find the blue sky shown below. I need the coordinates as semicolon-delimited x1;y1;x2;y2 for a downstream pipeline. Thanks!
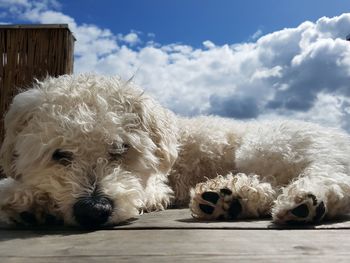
1;0;350;132
58;0;350;46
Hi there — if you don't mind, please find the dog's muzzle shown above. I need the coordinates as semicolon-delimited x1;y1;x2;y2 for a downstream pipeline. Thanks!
73;194;114;228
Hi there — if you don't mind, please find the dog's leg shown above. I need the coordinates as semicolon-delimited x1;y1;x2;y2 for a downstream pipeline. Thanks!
0;178;61;225
143;174;174;212
189;173;276;220
0;181;37;225
272;169;350;225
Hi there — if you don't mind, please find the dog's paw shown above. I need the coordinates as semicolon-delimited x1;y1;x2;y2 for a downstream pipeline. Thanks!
191;188;243;220
190;173;275;220
18;211;39;225
0;210;39;226
6;210;63;226
273;193;327;225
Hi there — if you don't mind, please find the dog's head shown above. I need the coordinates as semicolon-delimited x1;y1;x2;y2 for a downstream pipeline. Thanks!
0;74;178;227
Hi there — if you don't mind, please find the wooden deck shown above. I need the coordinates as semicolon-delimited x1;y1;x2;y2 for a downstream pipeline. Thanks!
1;209;350;262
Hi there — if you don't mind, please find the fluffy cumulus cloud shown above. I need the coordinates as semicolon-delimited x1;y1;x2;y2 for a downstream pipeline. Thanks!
1;1;350;132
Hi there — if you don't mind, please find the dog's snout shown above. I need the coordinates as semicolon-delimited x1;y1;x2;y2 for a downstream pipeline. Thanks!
73;196;114;228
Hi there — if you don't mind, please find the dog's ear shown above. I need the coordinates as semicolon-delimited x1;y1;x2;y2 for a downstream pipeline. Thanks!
136;97;178;174
0;89;43;178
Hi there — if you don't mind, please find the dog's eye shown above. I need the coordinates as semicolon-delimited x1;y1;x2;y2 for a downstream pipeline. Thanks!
52;149;73;166
108;143;130;159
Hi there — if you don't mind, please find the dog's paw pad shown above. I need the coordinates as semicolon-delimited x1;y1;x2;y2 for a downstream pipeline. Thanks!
313;201;326;222
19;211;37;225
276;193;327;225
227;199;242;219
198;191;220;215
201;192;220;204
290;203;309;218
195;188;243;220
199;204;215;214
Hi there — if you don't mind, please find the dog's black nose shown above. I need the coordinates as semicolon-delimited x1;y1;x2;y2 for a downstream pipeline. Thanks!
73;196;114;228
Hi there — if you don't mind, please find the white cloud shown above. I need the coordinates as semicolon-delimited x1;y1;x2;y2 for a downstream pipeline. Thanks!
119;32;141;46
1;1;350;132
0;0;60;17
203;40;216;49
250;29;263;40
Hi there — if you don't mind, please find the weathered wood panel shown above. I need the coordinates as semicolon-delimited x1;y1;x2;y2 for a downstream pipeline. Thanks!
1;209;350;262
0;229;349;263
115;208;350;230
0;24;75;150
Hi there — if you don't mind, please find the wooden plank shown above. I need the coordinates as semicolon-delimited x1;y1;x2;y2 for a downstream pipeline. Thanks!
119;209;350;230
0;229;349;262
117;209;278;229
0;24;74;36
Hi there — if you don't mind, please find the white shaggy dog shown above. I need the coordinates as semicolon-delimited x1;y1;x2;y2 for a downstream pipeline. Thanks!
1;74;350;227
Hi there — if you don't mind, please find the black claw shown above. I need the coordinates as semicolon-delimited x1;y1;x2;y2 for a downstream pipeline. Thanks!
313;201;326;222
201;192;220;204
228;199;242;219
290;203;309;218
20;211;37;225
199;204;215;214
307;194;318;206
220;188;232;196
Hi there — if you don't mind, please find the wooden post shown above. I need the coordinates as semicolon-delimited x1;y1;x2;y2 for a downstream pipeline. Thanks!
0;24;75;177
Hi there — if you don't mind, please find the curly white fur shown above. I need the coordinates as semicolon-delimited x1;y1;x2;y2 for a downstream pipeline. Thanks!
186;118;350;223
0;74;177;225
1;74;350;226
